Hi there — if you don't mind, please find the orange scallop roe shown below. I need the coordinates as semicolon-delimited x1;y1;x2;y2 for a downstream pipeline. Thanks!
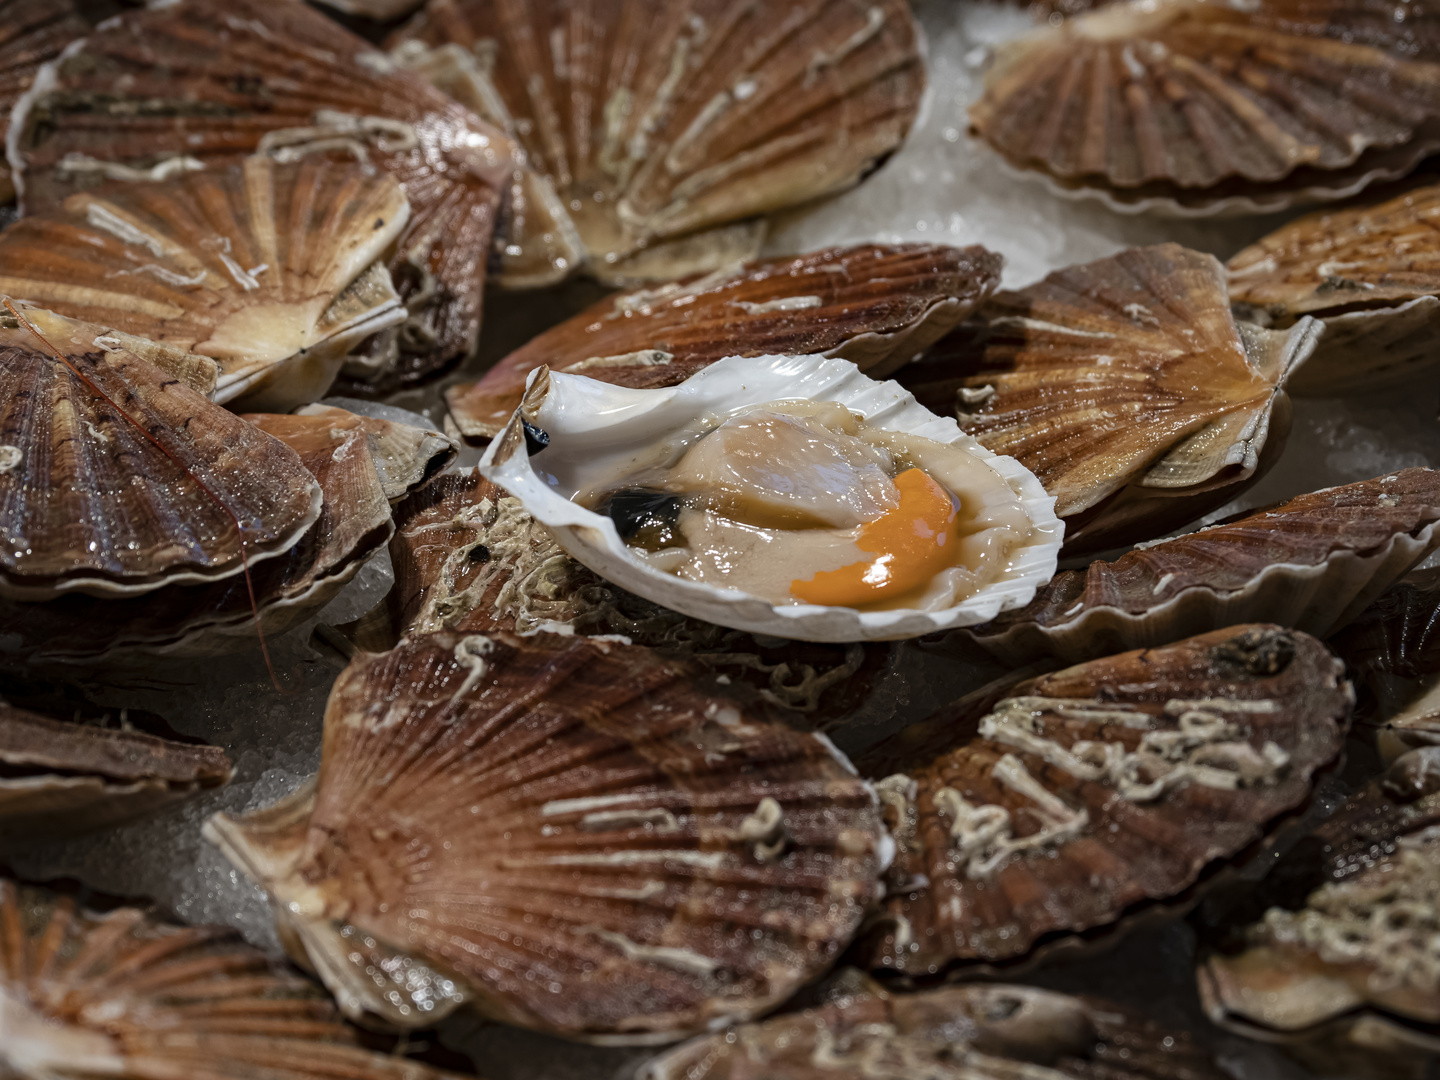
791;468;958;607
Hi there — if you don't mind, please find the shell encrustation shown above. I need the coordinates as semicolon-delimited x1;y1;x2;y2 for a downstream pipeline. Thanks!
641;972;1230;1080
204;631;889;1041
0;158;410;412
388;0;926;286
0;879;469;1080
970;0;1440;215
0;703;232;842
1198;747;1440;1074
1229;181;1440;394
0;406;395;663
901;243;1319;554
0;0;86;204
10;0;516;390
445;243;1002;439
970;468;1440;665
856;625;1350;975
0;307;322;600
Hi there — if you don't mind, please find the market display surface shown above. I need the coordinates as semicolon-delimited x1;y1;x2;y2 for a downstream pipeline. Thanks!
4;2;1440;1079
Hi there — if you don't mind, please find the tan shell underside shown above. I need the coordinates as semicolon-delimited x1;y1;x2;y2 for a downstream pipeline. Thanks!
971;0;1440;213
642;974;1229;1080
273;404;456;504
971;468;1440;664
0;157;409;413
0;308;322;599
902;242;1317;552
11;0;516;390
208;630;886;1042
857;625;1349;974
445;243;1002;438
390;0;925;286
0;879;468;1080
0;408;394;663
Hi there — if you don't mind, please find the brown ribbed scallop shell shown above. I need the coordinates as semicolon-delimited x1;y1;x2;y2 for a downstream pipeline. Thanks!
317;0;426;20
388;0;925;286
1198;746;1440;1077
900;243;1319;554
0;1;85;204
1330;567;1440;760
0;878;469;1080
0;407;394;662
0;704;232;842
970;469;1440;665
970;0;1440;215
641;971;1228;1080
855;625;1350;976
0;307;322;600
1229;182;1440;394
385;469;889;718
10;0;516;390
205;630;888;1041
259;404;456;505
0;158;410;413
444;243;1002;439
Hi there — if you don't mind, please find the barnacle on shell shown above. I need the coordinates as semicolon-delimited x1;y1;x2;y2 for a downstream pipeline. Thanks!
445;243;1002;440
856;624;1351;975
388;0;926;286
205;630;889;1042
900;243;1321;554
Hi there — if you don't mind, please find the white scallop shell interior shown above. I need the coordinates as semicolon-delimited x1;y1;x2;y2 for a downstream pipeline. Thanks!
479;353;1064;642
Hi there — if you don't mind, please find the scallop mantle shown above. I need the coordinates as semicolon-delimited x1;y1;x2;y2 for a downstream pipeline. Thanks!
204;630;891;1043
478;353;1064;643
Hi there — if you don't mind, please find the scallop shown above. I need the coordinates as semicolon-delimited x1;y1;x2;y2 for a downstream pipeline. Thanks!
8;0;516;390
970;0;1440;216
1229;181;1440;394
1198;746;1440;1078
969;468;1440;665
900;243;1320;554
480;353;1062;643
0;878;470;1080
445;243;1003;439
0;406;396;663
387;0;926;286
856;625;1350;975
0;0;85;204
0;702;231;842
0;306;321;600
0;157;410;412
204;630;889;1041
641;970;1230;1080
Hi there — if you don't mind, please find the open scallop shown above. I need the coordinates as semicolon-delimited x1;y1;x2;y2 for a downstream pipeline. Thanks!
479;354;1063;643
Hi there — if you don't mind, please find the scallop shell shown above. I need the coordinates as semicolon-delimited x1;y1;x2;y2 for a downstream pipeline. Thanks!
1330;567;1440;760
0;878;470;1080
316;0;426;20
0;406;394;663
204;630;888;1042
0;0;85;204
970;0;1440;216
480;353;1063;643
855;625;1350;975
0;703;232;841
900;243;1321;554
1198;746;1440;1078
384;468;892;719
0;157;410;413
969;469;1440;666
641;971;1229;1080
445;244;1003;440
1229;181;1440;394
0;306;322;600
387;0;925;286
8;0;517;390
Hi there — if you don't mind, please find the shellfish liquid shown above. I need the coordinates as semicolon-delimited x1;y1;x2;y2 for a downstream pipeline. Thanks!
582;401;1036;611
